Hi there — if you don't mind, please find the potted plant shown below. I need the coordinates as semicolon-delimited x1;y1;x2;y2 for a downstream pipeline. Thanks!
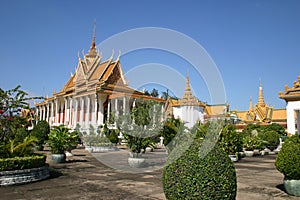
218;124;243;162
275;134;300;196
117;100;163;168
48;125;78;163
242;136;261;157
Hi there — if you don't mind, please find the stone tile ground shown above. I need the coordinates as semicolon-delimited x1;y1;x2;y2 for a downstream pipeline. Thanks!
0;147;299;200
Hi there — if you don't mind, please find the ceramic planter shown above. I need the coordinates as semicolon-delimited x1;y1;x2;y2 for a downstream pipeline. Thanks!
128;157;145;168
284;177;300;197
51;153;66;163
244;150;254;157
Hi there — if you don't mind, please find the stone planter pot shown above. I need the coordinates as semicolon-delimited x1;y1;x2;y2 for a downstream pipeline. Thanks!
0;165;50;186
128;157;145;168
51;154;66;163
85;146;118;153
244;150;254;157
229;155;238;162
284;177;300;196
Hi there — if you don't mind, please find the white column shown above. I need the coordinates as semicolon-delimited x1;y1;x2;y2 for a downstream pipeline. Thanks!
97;96;103;125
46;103;50;123
107;99;111;123
85;95;90;127
115;98;119;118
92;94;97;126
55;99;58;125
80;97;84;127
43;105;46;121
51;101;54;126
123;96;126;115
287;102;296;135
73;98;78;127
69;98;73;127
64;98;68;125
60;102;64;125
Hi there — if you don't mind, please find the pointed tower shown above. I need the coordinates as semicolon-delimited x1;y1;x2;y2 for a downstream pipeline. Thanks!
180;76;198;106
86;20;97;58
249;97;253;110
258;80;266;107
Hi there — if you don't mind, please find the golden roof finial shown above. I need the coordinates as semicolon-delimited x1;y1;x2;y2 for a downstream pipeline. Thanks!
91;19;96;49
258;79;265;107
249;96;253;110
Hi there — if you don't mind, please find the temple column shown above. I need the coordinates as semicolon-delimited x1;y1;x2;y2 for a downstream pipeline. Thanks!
80;97;84;128
287;102;296;135
60;101;64;125
97;96;104;125
85;95;90;128
296;110;300;134
73;98;78;127
55;99;58;125
64;98;68;125
92;94;97;127
69;98;73;127
123;96;126;115
50;101;54;126
107;100;111;123
46;103;50;123
115;98;119;119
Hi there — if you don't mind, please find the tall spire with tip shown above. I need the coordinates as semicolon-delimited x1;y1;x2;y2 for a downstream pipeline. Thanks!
249;96;253;110
258;79;266;107
87;20;97;57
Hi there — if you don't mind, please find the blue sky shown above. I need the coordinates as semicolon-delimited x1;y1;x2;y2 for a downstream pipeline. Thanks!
0;0;299;111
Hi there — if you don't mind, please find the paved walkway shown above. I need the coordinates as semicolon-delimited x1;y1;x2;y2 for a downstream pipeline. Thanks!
0;147;299;199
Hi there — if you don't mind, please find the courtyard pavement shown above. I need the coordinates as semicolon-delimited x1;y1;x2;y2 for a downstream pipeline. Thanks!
0;147;299;200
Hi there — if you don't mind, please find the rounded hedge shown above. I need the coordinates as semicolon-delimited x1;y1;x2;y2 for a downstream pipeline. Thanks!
258;130;280;151
275;134;300;179
162;138;237;200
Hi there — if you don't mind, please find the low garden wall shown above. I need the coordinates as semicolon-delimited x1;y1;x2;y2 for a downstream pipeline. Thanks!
0;165;50;186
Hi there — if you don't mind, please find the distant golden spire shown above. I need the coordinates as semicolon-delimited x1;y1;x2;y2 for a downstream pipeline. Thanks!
258;80;266;107
185;76;191;92
249;96;253;110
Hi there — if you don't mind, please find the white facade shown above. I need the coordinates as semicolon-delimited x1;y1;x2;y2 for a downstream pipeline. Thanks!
286;101;300;134
173;106;204;128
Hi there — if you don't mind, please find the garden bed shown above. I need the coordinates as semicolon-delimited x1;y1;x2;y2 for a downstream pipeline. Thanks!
0;165;49;186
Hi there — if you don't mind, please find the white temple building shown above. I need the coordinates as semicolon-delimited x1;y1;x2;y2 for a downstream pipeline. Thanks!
279;76;300;135
165;76;205;128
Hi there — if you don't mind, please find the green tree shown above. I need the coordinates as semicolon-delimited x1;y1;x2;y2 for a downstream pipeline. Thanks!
30;120;50;148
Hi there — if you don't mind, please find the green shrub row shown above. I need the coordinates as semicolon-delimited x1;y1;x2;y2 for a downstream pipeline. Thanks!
0;155;46;171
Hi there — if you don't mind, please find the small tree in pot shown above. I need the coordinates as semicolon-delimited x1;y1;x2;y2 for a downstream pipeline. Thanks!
48;125;79;163
275;134;300;196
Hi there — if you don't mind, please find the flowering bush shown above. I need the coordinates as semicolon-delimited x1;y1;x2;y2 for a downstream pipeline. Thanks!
0;86;41;158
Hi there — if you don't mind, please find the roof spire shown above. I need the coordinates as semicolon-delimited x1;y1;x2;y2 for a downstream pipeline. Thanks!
249;96;253;110
91;19;96;49
258;79;266;107
87;20;97;57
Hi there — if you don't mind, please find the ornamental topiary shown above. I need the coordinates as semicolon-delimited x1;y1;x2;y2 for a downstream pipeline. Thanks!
162;138;237;200
275;134;300;180
258;130;280;151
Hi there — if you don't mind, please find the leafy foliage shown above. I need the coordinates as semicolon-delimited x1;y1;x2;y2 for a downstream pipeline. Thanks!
48;125;79;154
218;124;243;155
275;134;300;179
118;100;163;156
30;120;50;147
0;155;46;171
162;137;237;199
258;130;280;151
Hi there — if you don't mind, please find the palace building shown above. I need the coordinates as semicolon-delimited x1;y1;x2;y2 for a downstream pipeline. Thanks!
236;81;286;125
164;76;206;128
34;34;164;132
279;76;300;135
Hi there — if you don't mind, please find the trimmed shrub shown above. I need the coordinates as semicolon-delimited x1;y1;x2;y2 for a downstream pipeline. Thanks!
0;155;46;171
275;134;300;179
219;125;243;155
162;138;237;200
258;130;280;151
30;120;50;148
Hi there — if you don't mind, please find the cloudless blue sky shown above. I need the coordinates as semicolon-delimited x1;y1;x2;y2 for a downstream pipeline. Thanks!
0;0;299;111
